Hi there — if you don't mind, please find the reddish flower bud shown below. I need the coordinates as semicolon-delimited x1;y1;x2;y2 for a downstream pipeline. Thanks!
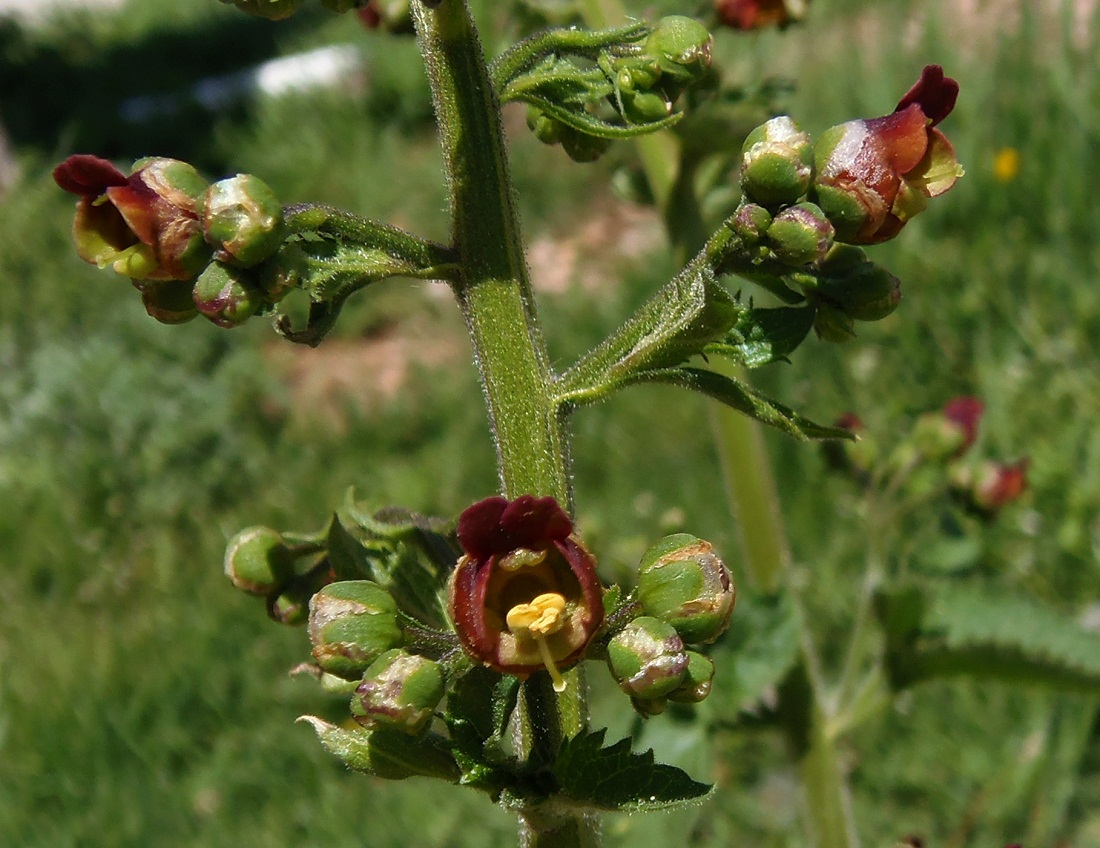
813;65;964;244
54;154;211;282
716;0;802;31
953;459;1029;516
942;396;984;454
447;496;604;691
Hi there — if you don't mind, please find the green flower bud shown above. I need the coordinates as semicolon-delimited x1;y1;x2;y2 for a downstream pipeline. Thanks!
224;526;294;595
218;0;304;20
135;279;199;325
811;244;901;322
203;174;285;268
731;203;772;244
812;303;856;343
667;651;714;703
560;127;611;163
258;243;308;304
352;649;445;735
269;565;334;626
766;202;834;266
740;116;814;208
308;580;404;680
619;87;672;124
638;534;735;644
607;616;688;700
526;106;563;146
644;16;713;88
193;262;265;328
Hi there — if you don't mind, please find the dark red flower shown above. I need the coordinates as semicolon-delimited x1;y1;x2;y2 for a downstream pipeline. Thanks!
943;396;984;454
448;496;604;689
813;65;963;244
53;154;210;281
716;0;798;31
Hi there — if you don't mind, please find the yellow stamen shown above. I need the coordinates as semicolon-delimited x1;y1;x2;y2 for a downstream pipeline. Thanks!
506;592;568;692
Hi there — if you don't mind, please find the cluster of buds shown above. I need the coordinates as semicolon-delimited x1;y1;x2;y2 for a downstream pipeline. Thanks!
54;155;293;328
525;16;713;163
605;534;734;715
226;496;733;737
826;397;1028;520
736;65;962;252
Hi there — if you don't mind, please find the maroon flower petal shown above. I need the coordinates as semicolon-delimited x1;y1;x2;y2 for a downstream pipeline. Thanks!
457;495;573;559
894;65;959;127
53;154;128;196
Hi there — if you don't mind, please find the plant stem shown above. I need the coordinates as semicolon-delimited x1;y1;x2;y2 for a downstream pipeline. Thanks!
414;0;570;507
413;4;592;845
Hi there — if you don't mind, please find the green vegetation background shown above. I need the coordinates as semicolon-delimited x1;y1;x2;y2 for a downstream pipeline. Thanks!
1;0;1098;845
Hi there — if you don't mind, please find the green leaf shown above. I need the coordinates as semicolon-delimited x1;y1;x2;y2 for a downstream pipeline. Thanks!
708;591;801;714
705;304;816;368
880;585;1100;693
320;493;455;628
443;668;521;794
558;245;740;405
299;717;461;782
521;92;683;140
629;367;853;442
552;729;712;812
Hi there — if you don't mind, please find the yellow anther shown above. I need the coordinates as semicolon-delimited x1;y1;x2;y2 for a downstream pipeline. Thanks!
505;592;569;693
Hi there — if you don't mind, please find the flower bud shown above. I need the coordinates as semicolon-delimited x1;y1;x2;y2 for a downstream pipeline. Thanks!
308;580;404;680
218;0;304;19
203;174;285;268
526;106;563;146
619;85;672;125
193;262;265;328
560;128;611;163
812;303;856;343
448;496;604;692
134;279;199;325
54;154;211;282
766;202;834;266
667;651;715;703
607;616;688;700
731;203;772;244
269;566;334;626
740;116;814;208
224;526;294;595
638;534;735;644
812;245;902;321
716;0;803;31
950;459;1029;517
352;649;445;735
644;16;713;88
913;396;984;461
813;65;963;244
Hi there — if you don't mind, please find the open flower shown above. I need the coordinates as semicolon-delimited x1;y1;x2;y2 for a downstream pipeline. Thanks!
448;496;604;691
53;154;210;281
813;65;964;244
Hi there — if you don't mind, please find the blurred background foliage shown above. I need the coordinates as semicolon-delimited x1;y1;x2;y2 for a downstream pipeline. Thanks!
1;0;1098;845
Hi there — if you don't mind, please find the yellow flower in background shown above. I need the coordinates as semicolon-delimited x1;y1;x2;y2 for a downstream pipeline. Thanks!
993;147;1020;182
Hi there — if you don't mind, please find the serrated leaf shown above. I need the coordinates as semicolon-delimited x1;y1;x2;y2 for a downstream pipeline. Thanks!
629;367;853;442
443;668;522;793
709;591;801;713
558;253;740;405
705;305;816;368
299;717;460;782
552;729;712;812
881;585;1100;693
